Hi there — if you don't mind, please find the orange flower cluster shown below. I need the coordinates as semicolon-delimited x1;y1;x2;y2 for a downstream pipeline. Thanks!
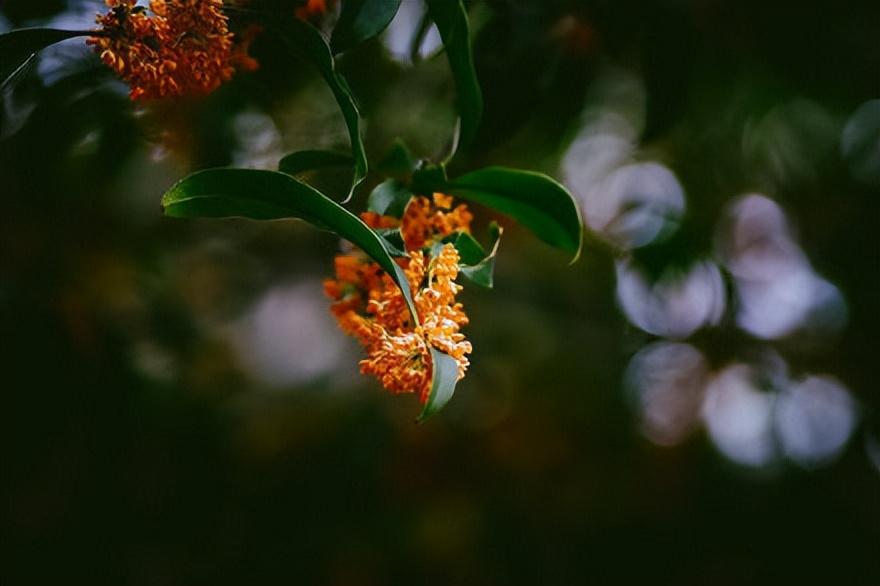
325;194;474;403
88;0;258;100
295;0;333;22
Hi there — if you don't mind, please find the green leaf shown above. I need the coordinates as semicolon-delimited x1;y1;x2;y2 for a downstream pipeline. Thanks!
425;0;483;157
375;139;418;177
375;227;406;257
278;149;353;176
278;19;367;201
446;167;583;261
331;0;402;54
456;222;502;288
411;162;448;194
161;168;417;319
0;28;91;87
367;179;412;218
417;348;460;422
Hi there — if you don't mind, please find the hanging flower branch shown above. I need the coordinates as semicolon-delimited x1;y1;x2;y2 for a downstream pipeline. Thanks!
0;0;583;419
325;194;475;403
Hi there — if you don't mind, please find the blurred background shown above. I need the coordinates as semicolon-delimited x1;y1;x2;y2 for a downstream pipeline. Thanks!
2;0;879;583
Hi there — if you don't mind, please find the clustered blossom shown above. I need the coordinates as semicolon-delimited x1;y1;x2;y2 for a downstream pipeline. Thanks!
88;0;258;100
295;0;332;21
324;194;474;403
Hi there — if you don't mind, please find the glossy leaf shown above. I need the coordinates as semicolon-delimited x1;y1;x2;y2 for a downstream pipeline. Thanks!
278;19;367;200
161;168;416;318
367;179;412;218
331;0;402;54
0;28;91;87
446;167;583;261
417;348;460;422
278;149;353;176
426;0;483;157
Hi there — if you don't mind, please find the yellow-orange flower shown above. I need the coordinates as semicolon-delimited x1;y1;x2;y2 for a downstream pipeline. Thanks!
401;192;474;251
325;195;473;403
88;0;258;100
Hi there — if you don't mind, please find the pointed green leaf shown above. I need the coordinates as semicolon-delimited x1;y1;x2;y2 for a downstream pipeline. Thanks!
456;222;502;288
446;167;583;261
451;230;486;265
367;179;412;218
161;168;417;319
426;0;483;157
331;0;402;54
278;149;353;176
417;348;460;422
0;28;91;87
278;19;367;201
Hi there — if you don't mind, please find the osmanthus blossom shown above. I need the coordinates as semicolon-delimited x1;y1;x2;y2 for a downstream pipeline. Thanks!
324;194;474;403
88;0;258;100
295;0;334;22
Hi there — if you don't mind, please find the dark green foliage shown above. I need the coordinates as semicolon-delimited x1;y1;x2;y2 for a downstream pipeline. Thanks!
0;28;91;87
426;0;483;157
331;0;402;54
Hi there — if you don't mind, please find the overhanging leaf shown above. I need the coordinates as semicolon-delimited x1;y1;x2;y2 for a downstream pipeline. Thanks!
0;28;92;87
417;348;460;422
426;0;483;157
331;0;402;54
367;179;412;218
161;168;416;319
446;167;583;261
278;149;353;176
278;19;367;201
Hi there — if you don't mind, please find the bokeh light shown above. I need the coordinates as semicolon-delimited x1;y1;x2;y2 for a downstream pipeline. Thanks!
223;280;352;390
716;193;847;339
775;375;857;468
625;342;708;446
702;363;778;468
616;258;725;339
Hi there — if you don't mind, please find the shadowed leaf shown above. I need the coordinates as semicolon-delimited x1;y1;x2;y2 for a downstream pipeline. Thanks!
278;149;353;176
367;179;412;218
0;28;91;88
418;348;460;422
456;222;502;288
331;0;402;54
426;0;482;158
278;19;367;200
447;167;583;261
